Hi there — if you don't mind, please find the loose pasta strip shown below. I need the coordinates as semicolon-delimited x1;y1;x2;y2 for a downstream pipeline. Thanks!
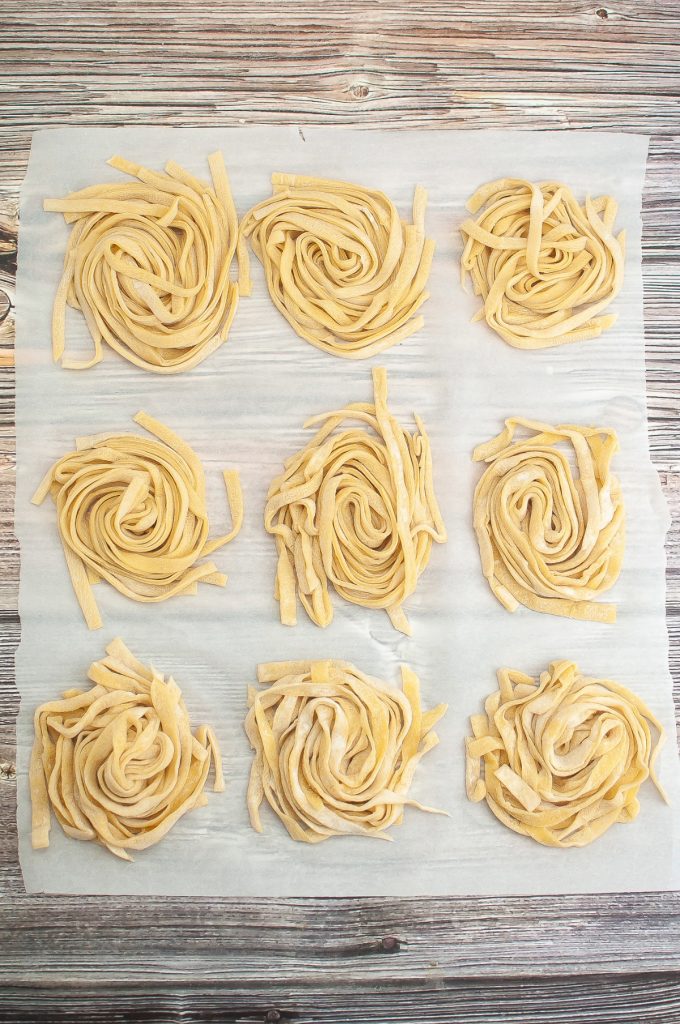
264;367;446;635
32;414;243;629
472;417;624;622
465;660;667;847
44;152;248;373
245;658;447;842
460;178;625;349
30;638;223;861
240;173;435;359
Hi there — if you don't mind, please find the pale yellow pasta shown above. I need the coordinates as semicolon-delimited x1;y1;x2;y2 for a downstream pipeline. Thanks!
473;417;624;622
240;173;434;359
30;638;223;861
245;658;447;843
460;178;625;349
44;152;247;373
32;414;243;630
264;367;446;635
465;660;667;847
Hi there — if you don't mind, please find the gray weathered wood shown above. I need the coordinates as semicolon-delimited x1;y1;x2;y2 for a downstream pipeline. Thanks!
1;2;679;1021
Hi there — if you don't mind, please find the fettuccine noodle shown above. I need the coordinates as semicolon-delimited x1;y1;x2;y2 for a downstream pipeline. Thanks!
30;638;224;861
32;413;243;629
246;658;447;842
460;178;625;349
240;173;434;358
44;152;247;373
465;660;667;848
264;367;446;635
473;417;624;622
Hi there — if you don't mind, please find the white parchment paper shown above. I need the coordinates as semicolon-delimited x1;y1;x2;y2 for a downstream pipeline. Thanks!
14;127;680;896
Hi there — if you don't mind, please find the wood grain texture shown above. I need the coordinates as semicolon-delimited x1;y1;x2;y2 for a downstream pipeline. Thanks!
2;973;680;1024
1;2;679;1021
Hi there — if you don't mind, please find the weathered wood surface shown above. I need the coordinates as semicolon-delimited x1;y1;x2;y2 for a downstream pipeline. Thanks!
0;2;679;1021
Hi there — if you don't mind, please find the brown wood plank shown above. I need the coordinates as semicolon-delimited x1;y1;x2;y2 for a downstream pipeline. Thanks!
2;973;680;1024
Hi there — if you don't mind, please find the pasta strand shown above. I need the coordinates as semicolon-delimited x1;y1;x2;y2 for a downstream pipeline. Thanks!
240;174;434;359
461;179;625;349
246;659;447;842
44;152;244;373
32;415;242;629
30;638;223;861
465;660;666;847
264;368;446;634
472;417;624;622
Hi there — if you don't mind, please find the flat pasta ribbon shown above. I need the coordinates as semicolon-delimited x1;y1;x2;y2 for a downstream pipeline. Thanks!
245;658;447;842
44;152;248;373
472;417;624;622
239;173;434;359
32;413;243;629
465;660;667;847
264;367;446;635
460;178;625;349
30;638;224;861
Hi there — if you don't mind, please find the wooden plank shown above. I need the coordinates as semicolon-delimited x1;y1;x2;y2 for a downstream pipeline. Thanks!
1;973;680;1024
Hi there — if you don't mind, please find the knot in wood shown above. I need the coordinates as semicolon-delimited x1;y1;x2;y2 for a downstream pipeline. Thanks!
350;83;369;100
0;762;16;782
596;8;609;18
0;288;12;326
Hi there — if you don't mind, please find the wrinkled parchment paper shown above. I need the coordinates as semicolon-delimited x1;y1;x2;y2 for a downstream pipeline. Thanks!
14;128;680;895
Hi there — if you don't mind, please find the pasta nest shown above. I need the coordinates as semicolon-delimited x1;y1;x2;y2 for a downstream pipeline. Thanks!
473;417;624;622
465;660;666;847
32;413;243;629
460;178;625;349
30;638;223;861
240;173;435;359
264;367;446;635
44;152;247;373
246;659;447;842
